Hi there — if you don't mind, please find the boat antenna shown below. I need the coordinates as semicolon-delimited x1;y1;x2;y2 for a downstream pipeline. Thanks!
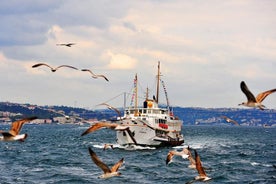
156;61;161;103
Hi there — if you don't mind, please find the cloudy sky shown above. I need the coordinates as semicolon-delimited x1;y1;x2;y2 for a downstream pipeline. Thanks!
1;0;276;109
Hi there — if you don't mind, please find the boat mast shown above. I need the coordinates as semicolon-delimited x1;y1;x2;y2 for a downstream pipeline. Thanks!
134;73;138;116
156;61;160;103
146;87;149;100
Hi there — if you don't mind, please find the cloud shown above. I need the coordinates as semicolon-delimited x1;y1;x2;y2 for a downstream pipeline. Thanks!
0;1;276;108
107;51;137;70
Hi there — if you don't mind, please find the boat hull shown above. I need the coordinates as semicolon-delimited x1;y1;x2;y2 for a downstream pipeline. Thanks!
116;124;184;147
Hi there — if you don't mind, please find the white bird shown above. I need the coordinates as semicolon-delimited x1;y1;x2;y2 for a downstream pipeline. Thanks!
239;81;276;110
98;103;121;120
185;146;196;169
166;147;189;165
32;63;78;72
0;116;37;141
221;116;239;126
56;43;76;47
194;150;211;182
81;122;118;136
81;69;109;82
88;147;124;179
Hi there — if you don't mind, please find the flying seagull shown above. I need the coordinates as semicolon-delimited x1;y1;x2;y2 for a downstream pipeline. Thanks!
81;122;118;136
88;147;124;179
239;81;276;110
194;150;211;182
221;116;239;126
184;146;196;169
98;103;122;120
32;63;78;72
56;43;76;47
166;147;189;165
81;69;109;82
0;116;37;141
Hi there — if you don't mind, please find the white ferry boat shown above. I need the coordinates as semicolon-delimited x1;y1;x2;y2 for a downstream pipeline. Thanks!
115;62;184;147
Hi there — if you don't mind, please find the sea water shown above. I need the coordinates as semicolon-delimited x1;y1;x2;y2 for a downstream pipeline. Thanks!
0;124;275;183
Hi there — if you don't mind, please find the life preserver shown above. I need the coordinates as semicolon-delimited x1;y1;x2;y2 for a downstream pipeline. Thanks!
147;101;153;108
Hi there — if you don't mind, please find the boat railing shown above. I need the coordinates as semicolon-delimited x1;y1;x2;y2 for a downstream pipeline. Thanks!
124;107;169;116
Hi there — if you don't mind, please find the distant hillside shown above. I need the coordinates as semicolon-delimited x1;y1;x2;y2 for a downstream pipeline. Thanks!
172;106;276;126
0;102;111;122
1;101;276;126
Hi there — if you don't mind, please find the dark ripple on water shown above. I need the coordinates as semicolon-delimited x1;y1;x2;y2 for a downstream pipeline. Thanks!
0;124;275;183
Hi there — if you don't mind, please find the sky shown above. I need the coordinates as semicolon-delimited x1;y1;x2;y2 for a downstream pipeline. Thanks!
1;0;276;110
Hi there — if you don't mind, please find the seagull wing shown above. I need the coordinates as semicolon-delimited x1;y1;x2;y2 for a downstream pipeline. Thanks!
256;88;276;103
221;116;239;126
56;43;75;47
9;116;37;136
182;147;190;155
99;103;121;118
166;151;174;165
97;75;109;82
229;119;239;126
66;43;75;47
81;122;118;136
221;115;228;120
194;150;207;177
81;69;96;76
110;158;124;172
82;69;109;81
55;65;78;71
240;81;256;102
188;154;196;166
88;147;111;174
186;146;196;165
32;63;54;70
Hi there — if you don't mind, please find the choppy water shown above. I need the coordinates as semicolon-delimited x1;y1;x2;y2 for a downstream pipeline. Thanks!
0;124;275;184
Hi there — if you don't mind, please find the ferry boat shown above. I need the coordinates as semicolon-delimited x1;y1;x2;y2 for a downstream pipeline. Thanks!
115;62;184;147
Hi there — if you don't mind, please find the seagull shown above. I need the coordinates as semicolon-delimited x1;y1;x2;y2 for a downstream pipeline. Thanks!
81;122;118;136
221;116;239;126
166;147;189;165
239;81;276;110
0;116;37;141
32;63;78;72
98;103;121;120
56;43;76;47
81;69;109;82
103;143;114;151
88;147;124;179
194;150;211;182
184;146;196;169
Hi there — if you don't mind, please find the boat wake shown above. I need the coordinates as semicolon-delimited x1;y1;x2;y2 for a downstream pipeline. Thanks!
121;144;156;150
92;143;156;150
